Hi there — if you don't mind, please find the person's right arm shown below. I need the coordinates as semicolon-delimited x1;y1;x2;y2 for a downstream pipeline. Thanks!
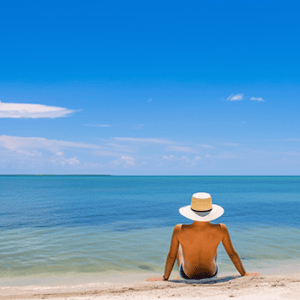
221;223;258;276
146;224;181;281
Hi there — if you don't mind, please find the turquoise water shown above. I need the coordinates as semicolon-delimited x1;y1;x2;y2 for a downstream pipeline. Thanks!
0;176;299;278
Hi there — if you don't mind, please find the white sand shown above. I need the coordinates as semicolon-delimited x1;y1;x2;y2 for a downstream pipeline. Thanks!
0;273;299;300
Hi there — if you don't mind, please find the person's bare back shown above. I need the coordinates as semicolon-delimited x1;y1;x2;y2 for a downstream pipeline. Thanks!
177;222;222;278
147;193;259;281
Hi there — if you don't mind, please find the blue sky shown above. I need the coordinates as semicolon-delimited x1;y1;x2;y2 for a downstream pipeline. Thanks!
0;0;300;175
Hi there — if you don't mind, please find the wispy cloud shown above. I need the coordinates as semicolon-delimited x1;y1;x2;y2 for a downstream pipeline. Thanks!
250;97;265;102
0;102;76;118
0;135;106;169
226;94;244;101
113;137;174;144
165;146;195;153
147;98;152;102
0;135;103;153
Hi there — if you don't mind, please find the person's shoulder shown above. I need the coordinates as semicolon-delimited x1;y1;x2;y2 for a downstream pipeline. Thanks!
171;224;183;238
212;223;228;233
173;223;190;233
218;223;230;235
174;224;183;231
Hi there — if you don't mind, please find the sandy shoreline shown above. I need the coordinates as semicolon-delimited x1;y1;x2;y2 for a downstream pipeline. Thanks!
0;273;299;300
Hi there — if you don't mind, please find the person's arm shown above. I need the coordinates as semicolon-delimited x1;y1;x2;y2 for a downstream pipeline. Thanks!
221;223;258;276
146;224;181;281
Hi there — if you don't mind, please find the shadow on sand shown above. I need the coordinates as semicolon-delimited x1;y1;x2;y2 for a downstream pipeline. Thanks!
169;275;239;285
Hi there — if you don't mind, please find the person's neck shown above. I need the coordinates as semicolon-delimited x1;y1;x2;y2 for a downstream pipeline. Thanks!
192;221;210;227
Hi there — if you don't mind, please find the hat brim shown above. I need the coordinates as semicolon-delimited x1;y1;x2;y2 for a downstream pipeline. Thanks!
179;204;224;222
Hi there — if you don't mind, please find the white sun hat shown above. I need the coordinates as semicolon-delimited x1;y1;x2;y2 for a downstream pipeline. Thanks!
179;192;224;222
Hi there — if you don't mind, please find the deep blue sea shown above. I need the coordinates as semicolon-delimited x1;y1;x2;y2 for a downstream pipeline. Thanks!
0;176;299;281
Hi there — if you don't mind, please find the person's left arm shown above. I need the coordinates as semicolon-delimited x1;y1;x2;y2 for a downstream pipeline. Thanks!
146;224;181;281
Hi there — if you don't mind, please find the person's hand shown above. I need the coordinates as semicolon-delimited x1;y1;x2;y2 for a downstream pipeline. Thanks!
146;276;166;281
244;272;260;276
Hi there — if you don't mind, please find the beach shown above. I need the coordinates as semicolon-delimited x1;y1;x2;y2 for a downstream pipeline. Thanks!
1;273;300;300
1;176;299;299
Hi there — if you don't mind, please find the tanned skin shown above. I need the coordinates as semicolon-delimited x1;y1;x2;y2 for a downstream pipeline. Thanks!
147;222;259;281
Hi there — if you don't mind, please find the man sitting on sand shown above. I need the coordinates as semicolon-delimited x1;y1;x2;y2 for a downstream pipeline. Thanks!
147;193;258;281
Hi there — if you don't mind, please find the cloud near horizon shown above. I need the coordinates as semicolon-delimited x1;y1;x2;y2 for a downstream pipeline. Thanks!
0;135;106;169
0;102;76;118
108;156;136;168
0;135;103;153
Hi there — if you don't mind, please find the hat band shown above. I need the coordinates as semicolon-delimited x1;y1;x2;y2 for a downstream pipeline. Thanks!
191;208;212;213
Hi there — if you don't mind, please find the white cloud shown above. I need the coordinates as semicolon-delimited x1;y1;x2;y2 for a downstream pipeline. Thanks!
165;146;195;153
63;156;80;166
227;94;244;101
51;154;80;167
250;97;265;102
108;156;136;168
148;98;152;102
195;156;201;160
121;156;135;166
113;137;174;144
0;102;76;118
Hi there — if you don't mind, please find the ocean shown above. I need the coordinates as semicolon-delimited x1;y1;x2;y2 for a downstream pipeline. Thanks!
0;176;299;283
